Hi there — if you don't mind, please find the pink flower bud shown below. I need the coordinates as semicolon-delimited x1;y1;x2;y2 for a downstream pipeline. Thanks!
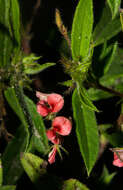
48;146;57;164
36;91;64;117
52;116;72;136
46;129;60;144
113;152;123;167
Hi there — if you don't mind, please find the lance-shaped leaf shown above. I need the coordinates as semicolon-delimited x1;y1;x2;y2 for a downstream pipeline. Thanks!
71;0;93;62
63;179;90;190
99;166;116;186
0;186;16;190
10;0;20;52
103;42;118;75
24;62;56;75
20;153;46;183
2;125;29;185
77;82;99;112
22;54;56;75
93;4;121;47
87;88;113;101
24;96;49;154
5;87;49;155
93;42;118;79
120;10;123;31
4;87;28;129
0;0;20;68
107;0;121;19
0;0;12;68
72;88;99;175
100;48;123;85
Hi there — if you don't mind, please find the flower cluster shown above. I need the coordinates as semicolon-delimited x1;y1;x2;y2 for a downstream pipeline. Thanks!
36;91;72;164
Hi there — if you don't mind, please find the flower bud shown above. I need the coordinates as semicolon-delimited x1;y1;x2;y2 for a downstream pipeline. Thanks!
48;146;57;164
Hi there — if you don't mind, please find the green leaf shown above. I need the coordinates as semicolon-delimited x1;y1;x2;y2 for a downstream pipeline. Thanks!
72;89;99;175
107;0;121;19
0;160;2;186
63;179;90;190
0;0;13;68
4;87;28;129
103;42;118;74
0;0;20;68
77;83;99;112
92;42;118;79
93;4;121;47
22;54;55;74
10;0;20;52
99;41;112;60
59;80;73;87
0;186;16;190
87;88;113;101
20;153;46;183
99;166;116;186
103;132;123;147
2;125;29;185
24;96;49;154
120;10;123;31
24;62;56;75
97;165;116;190
100;48;123;85
4;87;49;155
99;124;113;133
71;0;93;62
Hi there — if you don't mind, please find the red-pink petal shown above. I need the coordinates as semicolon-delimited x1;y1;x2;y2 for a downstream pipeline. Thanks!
52;116;72;136
37;100;51;117
46;129;60;144
48;146;57;164
113;153;123;167
47;94;64;113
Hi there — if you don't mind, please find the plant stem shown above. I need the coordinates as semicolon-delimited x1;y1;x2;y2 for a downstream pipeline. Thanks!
88;79;123;98
97;83;123;98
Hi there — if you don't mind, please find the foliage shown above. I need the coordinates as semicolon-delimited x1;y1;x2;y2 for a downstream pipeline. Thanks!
0;0;123;189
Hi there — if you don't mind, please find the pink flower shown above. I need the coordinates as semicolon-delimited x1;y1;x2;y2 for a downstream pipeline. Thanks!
113;152;123;167
52;116;72;136
48;146;57;164
46;129;60;144
36;91;64;117
46;117;72;164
